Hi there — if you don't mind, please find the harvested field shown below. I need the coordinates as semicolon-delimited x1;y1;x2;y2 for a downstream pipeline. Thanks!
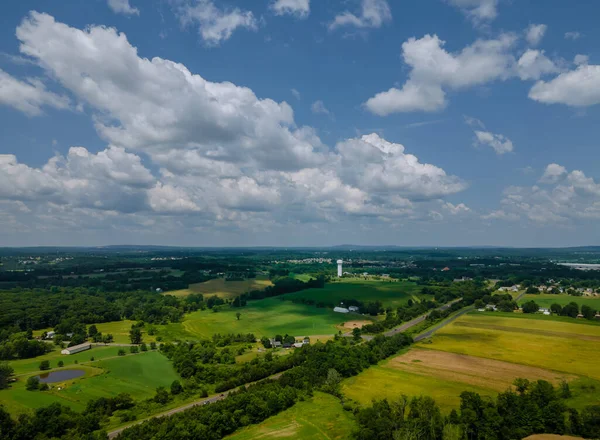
341;320;371;329
169;276;272;299
390;349;575;392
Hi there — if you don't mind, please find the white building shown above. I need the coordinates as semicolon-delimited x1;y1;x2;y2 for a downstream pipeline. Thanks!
45;331;56;340
61;342;91;355
334;306;349;313
348;306;359;312
337;260;343;278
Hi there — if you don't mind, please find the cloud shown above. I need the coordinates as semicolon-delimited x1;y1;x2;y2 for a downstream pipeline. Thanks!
529;64;600;107
5;12;469;234
329;0;392;31
574;54;589;66
174;0;257;46
516;49;559;80
291;88;301;100
0;69;70;116
466;117;513;154
564;31;581;40
107;0;139;15
525;24;547;47
539;163;567;184
446;0;499;24
270;0;310;18
311;100;331;116
481;209;518;221
443;202;471;214
364;33;516;115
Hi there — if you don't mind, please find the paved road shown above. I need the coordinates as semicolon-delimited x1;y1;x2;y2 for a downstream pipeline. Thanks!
108;373;283;439
413;306;473;342
353;298;463;341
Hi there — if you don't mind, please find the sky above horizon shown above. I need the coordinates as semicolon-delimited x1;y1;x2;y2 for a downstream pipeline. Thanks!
1;0;600;247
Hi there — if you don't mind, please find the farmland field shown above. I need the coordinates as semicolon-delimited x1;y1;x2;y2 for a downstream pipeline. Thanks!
285;279;424;309
421;313;600;380
156;297;352;340
342;347;573;413
33;320;158;344
227;391;356;440
168;276;273;298
1;351;178;415
520;293;600;310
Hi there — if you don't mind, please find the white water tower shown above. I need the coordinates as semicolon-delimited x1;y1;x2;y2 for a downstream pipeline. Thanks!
337;260;343;277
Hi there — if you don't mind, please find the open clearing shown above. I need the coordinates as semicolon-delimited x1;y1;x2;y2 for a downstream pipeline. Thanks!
169;276;273;299
157;297;349;340
227;391;356;440
285;279;425;309
341;320;371;329
0;351;178;415
520;293;600;310
422;313;600;380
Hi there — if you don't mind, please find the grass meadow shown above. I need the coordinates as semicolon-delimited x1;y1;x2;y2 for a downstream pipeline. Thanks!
520;293;600;310
421;313;600;380
157;297;351;340
168;276;273;299
285;279;425;309
1;350;178;415
227;391;356;440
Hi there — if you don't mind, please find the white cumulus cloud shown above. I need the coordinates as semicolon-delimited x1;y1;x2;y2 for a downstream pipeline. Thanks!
271;0;310;18
525;24;547;47
107;0;139;15
529;64;600;107
329;0;392;31
446;0;499;24
0;69;70;116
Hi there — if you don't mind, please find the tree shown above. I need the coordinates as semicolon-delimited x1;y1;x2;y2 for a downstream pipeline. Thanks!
118;349;126;356
352;327;362;342
154;386;170;404
522;300;539;314
88;325;98;338
39;360;50;371
561;302;579;318
322;368;341;397
103;333;114;344
0;363;14;389
140;343;148;352
26;376;40;391
129;327;143;345
513;378;530;394
526;286;540;294
581;305;596;320
260;336;271;348
236;312;241;321
58;360;64;367
550;303;562;315
150;342;157;350
560;380;572;398
130;346;139;354
170;380;183;395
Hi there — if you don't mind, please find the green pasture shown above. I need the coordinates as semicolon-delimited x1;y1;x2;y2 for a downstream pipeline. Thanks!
423;314;600;380
157;297;350;340
520;294;600;310
33;320;156;344
285;279;424;309
227;391;356;440
0;351;178;415
168;276;273;299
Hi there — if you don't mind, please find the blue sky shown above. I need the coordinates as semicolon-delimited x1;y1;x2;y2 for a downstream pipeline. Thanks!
1;0;600;247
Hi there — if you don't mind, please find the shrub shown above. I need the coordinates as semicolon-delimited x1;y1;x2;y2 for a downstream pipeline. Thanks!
130;346;139;354
118;349;126;356
57;360;64;367
26;376;40;391
39;360;50;371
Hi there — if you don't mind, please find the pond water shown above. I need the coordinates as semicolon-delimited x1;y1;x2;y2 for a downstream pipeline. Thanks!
37;369;85;383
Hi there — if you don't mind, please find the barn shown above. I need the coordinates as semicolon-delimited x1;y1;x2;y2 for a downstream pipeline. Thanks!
61;342;91;355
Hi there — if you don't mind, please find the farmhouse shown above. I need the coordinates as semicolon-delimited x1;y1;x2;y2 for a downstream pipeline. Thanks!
45;331;56;340
61;342;91;355
334;306;349;313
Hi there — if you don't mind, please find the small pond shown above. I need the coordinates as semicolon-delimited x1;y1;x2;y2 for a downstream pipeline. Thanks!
37;369;85;383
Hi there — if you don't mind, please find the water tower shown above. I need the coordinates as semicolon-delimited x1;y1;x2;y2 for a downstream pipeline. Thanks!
337;260;343;277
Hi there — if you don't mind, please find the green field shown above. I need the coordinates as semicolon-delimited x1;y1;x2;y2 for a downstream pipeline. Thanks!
227;392;356;440
285;279;424;309
422;313;600;380
1;351;178;415
169;276;273;299
157;297;350;340
520;293;600;310
33;320;158;344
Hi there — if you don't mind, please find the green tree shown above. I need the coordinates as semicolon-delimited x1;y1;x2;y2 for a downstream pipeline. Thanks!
130;346;139;354
88;325;98;338
561;302;579;318
322;368;341;397
581;305;596;320
550;303;562;315
26;376;40;391
39;360;50;371
260;336;272;348
236;312;241;321
0;363;14;389
118;349;126;356
140;343;148;352
154;386;170;404
170;380;183;395
150;342;157;350
103;333;114;344
57;360;64;367
522;300;539;314
129;327;143;344
352;327;362;342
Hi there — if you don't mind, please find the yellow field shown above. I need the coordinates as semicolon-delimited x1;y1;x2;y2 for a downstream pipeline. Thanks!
421;314;600;380
342;347;574;413
168;276;273;298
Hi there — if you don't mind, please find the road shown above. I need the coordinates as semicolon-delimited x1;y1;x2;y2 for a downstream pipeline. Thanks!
352;298;463;341
108;373;283;439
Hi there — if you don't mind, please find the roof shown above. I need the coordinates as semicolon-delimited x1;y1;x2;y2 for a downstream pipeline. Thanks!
64;342;91;351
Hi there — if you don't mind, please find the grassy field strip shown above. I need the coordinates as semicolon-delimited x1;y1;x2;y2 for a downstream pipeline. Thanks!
226;392;356;440
169;277;273;299
421;314;600;380
520;294;600;309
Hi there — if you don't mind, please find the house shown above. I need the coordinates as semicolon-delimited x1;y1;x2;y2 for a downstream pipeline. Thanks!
293;342;303;348
576;314;584;319
66;333;74;339
155;288;163;293
485;304;497;311
303;337;310;344
348;306;359;312
539;307;550;314
381;274;390;278
61;342;91;355
269;339;282;348
282;342;292;349
334;306;349;313
45;331;56;340
543;311;551;316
